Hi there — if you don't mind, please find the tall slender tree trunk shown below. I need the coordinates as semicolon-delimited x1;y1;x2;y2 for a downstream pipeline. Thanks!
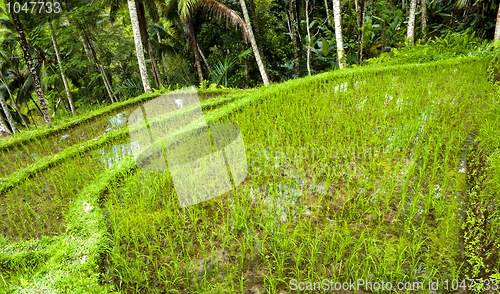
0;93;18;133
77;24;117;103
0;109;10;136
421;0;427;39
332;0;346;69
494;2;500;47
197;44;212;74
305;0;312;75
324;0;333;27
11;12;51;123
239;0;270;86
185;17;204;83
0;74;28;127
356;0;367;63
49;21;75;114
407;0;417;45
128;0;152;93
288;0;300;75
137;1;161;87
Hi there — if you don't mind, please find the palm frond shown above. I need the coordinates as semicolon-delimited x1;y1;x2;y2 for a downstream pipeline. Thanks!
178;0;199;20
16;74;34;106
0;17;15;31
201;0;249;42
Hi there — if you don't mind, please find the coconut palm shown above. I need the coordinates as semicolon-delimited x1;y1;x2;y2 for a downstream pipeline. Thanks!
106;0;162;87
0;109;10;136
163;0;249;83
127;0;152;92
10;12;51;123
0;43;30;128
239;0;269;85
48;21;75;113
0;91;18;133
332;0;346;69
496;2;500;46
407;0;418;45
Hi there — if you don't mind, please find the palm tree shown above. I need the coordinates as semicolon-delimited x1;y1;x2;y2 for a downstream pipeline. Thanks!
168;0;249;84
305;0;312;75
48;21;75;113
494;0;500;46
127;0;152;92
288;0;300;75
239;0;270;85
0;109;10;136
106;0;162;87
76;21;118;103
407;0;417;45
421;0;427;39
332;0;346;69
0;92;18;133
0;45;30;128
0;41;51;127
10;12;51;123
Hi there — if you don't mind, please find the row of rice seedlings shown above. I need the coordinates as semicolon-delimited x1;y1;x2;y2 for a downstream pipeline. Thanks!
0;90;238;177
101;58;497;292
0;157;137;293
0;135;137;241
0;56;490;292
0;92;159;149
0;86;262;292
0;87;255;242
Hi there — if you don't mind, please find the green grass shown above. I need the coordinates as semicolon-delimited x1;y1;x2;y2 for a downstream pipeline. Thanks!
101;57;500;293
0;89;254;243
1;56;499;293
0;90;245;178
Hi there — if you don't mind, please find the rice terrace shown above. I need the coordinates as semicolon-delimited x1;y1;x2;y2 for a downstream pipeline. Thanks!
1;0;500;293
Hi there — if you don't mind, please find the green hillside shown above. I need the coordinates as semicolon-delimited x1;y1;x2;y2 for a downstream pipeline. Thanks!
1;55;499;293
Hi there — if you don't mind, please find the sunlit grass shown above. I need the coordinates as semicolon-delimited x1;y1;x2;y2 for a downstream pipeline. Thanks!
1;57;499;293
101;57;499;293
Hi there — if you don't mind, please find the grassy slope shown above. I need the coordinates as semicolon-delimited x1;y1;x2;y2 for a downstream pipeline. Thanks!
103;56;500;293
1;56;499;293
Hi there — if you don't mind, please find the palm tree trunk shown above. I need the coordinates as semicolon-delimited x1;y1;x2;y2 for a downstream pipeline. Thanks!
197;44;212;74
128;0;152;93
332;0;346;69
407;0;417;45
185;17;205;84
0;93;18;133
77;23;118;103
49;21;75;114
356;0;367;63
239;0;270;86
288;0;300;75
305;0;312;75
0;74;28;128
494;2;500;47
11;12;51;123
0;109;10;136
137;1;162;87
421;0;427;39
324;0;332;27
